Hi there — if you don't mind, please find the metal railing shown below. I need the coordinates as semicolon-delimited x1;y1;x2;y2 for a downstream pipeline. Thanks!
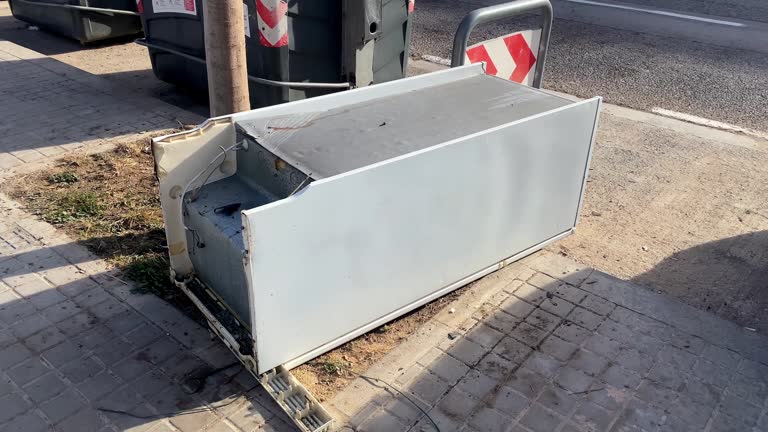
451;0;553;88
135;39;352;90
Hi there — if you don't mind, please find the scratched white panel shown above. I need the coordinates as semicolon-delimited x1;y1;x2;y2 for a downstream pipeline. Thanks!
243;98;601;372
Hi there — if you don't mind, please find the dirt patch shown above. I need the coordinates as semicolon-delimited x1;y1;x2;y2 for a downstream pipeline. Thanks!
551;113;768;333
3;140;462;401
2;133;207;321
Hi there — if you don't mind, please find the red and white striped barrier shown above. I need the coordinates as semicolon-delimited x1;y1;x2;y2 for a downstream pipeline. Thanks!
256;0;288;47
465;29;541;86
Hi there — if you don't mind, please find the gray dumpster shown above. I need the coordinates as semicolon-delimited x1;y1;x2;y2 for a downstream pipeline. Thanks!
138;0;413;109
8;0;141;44
152;66;601;431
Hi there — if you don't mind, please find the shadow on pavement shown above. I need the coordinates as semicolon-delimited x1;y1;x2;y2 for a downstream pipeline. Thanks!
633;230;768;334
0;13;138;56
0;238;290;431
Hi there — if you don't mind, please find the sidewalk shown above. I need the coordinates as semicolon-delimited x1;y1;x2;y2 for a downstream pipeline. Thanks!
0;41;202;173
1;38;767;432
0;40;289;431
0;194;294;432
329;253;768;432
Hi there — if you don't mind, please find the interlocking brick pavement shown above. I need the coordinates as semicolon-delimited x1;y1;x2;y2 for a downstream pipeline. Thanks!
0;194;294;432
0;41;202;174
329;254;768;432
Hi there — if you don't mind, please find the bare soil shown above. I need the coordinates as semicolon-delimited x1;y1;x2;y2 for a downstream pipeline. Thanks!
552;112;768;333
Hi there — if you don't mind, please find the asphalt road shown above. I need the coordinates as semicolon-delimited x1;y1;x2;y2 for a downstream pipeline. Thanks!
410;0;768;132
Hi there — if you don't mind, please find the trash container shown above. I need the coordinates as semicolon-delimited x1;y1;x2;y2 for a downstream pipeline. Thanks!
138;0;414;109
8;0;142;44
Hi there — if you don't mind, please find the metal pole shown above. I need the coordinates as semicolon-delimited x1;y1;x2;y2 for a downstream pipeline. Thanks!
450;0;553;88
136;39;351;89
202;0;251;116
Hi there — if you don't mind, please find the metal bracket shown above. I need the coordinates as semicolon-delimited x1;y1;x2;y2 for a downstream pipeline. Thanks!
451;0;553;88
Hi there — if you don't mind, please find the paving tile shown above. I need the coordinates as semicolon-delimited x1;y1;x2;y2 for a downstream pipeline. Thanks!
491;386;530;417
600;364;642;390
456;370;497;399
716;393;762;424
427;353;470;385
635;379;677;407
555;366;593;394
476;352;517;381
499;297;535;319
612;399;666;432
567;307;604;331
536;384;579;417
615;348;655;374
59;354;103;384
525;309;561;333
522;351;562;379
22;326;67;352
39;388;87;424
571;401;614;432
445;337;487;367
359;409;407;432
579;294;615;316
484;310;521;334
507;368;547;399
584;334;621;359
39;300;82;323
0;342;33;369
569;349;610;377
519;403;563;432
585;385;628;412
509;322;549;347
467;407;510;432
7;355;49;386
40;340;85;368
10;313;49;339
407;371;451;406
0;392;31;422
539;336;578;362
465;323;504;349
656;345;697;370
385;396;425;426
77;370;123;402
493;336;532;363
436;387;479;419
551;283;589;304
22;371;67;403
0;410;48;432
553;322;591;345
513;284;548;305
646;361;686;389
539;296;575;318
701;344;741;369
54;407;105;431
667;395;714;430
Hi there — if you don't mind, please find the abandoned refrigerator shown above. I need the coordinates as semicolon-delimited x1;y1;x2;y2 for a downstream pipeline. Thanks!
153;63;601;429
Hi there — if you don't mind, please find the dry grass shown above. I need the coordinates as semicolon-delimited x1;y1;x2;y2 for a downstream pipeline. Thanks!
3;139;461;401
3;137;202;320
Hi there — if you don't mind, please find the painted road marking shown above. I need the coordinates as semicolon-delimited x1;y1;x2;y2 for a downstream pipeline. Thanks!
564;0;746;27
652;108;768;139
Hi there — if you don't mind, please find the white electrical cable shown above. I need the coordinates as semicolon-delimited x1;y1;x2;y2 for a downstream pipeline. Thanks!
178;141;244;232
